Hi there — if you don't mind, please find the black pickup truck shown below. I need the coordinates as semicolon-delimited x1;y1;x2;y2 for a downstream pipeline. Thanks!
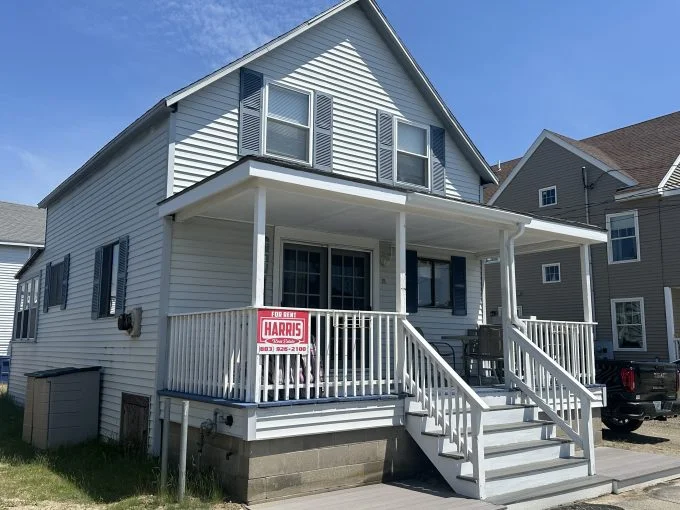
596;359;680;432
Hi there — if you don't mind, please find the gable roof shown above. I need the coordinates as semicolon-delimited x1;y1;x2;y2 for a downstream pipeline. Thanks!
41;0;497;209
0;201;46;246
485;110;680;204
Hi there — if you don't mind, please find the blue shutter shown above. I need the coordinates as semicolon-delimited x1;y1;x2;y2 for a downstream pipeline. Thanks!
60;254;70;310
43;262;51;313
376;111;394;183
115;236;129;316
313;92;333;171
406;250;418;314
430;125;446;195
451;256;467;316
238;68;264;156
92;247;103;319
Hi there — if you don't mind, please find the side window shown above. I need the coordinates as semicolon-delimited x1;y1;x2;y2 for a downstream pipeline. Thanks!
539;186;557;207
43;254;70;311
14;274;41;341
92;236;129;319
542;263;561;284
611;298;646;350
396;121;429;188
607;211;640;263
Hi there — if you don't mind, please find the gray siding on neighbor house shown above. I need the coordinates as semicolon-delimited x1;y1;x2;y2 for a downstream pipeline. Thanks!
488;136;677;361
485;248;585;323
9;118;169;445
172;3;482;202
0;245;32;355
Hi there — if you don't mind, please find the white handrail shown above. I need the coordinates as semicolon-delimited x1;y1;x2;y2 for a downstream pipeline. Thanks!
401;319;488;498
506;325;596;475
524;319;597;385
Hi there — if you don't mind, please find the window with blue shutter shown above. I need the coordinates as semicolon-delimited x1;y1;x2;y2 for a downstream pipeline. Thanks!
92;236;129;319
238;68;264;156
451;256;467;316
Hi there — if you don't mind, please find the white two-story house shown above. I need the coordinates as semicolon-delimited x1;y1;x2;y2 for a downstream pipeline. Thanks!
9;0;609;506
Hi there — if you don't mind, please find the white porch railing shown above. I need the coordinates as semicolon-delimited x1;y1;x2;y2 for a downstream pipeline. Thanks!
524;319;597;385
506;324;597;475
166;307;404;403
402;320;489;498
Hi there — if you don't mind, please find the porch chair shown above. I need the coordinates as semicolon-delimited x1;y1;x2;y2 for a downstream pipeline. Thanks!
463;325;504;385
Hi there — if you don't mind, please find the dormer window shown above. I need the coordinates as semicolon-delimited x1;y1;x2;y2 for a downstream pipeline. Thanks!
539;186;557;207
265;83;312;164
396;121;429;188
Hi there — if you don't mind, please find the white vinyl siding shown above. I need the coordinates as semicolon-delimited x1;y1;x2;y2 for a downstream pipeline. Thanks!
9;119;169;449
0;245;32;354
171;4;481;201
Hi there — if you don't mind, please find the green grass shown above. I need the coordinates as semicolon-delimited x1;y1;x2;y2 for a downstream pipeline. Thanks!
0;385;240;509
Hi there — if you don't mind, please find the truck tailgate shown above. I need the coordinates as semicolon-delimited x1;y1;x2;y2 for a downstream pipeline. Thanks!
636;362;677;400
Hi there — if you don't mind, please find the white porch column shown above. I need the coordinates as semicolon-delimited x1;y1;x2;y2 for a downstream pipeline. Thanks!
499;230;512;388
665;287;677;361
579;244;594;323
252;187;267;307
396;211;406;314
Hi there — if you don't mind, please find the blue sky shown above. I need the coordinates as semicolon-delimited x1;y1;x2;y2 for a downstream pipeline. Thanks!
2;0;680;205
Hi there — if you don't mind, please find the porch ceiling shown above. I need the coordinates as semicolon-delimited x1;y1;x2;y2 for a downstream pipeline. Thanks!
159;158;607;256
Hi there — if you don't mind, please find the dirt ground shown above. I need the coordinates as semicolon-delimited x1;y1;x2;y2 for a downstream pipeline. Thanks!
601;418;680;456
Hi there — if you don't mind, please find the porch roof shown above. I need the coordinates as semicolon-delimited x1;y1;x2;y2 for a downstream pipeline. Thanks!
159;157;607;256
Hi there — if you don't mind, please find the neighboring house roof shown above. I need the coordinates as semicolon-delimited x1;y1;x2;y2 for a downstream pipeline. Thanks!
40;0;497;208
0;201;46;245
485;110;680;203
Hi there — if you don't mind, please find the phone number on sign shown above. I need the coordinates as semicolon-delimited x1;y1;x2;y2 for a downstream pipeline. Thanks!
258;345;309;353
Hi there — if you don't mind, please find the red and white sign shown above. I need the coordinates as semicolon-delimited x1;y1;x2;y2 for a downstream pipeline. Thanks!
257;309;309;354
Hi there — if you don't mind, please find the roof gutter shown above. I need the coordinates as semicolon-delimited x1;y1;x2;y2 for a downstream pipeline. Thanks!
39;101;170;208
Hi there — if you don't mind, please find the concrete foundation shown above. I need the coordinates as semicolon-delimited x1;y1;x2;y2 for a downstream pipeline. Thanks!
167;424;434;504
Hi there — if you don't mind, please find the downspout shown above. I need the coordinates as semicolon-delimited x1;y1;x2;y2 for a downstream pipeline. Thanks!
507;223;526;330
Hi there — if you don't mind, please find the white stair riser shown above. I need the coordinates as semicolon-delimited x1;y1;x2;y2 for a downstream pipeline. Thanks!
459;442;573;476
483;463;590;498
484;424;554;446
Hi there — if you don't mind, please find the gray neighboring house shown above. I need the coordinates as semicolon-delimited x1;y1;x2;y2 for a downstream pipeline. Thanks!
485;111;680;362
0;201;46;356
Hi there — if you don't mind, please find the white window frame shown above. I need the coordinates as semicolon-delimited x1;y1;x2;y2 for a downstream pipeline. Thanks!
606;210;641;264
538;185;557;207
611;297;647;351
394;118;431;191
262;81;313;165
13;274;41;342
542;263;561;284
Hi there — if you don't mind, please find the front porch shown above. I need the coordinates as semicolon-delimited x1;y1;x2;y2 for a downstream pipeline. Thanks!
156;157;608;503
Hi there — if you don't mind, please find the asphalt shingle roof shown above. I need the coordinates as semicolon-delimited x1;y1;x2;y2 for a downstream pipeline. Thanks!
0;201;46;245
484;110;680;202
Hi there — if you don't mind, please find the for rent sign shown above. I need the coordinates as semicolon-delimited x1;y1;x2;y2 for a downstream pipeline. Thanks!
256;309;310;354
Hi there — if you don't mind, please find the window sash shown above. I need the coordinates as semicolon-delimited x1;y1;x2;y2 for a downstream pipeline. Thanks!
97;242;120;318
539;186;556;207
265;83;311;163
417;259;450;308
542;264;560;283
608;212;639;263
14;275;39;340
47;262;64;307
612;299;645;350
395;120;429;188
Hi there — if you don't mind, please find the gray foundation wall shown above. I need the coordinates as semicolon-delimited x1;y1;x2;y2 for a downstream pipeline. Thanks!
167;423;434;504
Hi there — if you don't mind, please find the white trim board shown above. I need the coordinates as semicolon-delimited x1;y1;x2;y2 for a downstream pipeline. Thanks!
488;130;638;205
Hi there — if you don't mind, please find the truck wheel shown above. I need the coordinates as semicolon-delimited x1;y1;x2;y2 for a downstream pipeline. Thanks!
602;416;644;433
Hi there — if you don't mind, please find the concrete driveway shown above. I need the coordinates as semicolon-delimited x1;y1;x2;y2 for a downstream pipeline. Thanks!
555;478;680;509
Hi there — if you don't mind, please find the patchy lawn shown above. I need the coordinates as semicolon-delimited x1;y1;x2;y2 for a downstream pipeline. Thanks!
602;417;680;456
0;385;243;509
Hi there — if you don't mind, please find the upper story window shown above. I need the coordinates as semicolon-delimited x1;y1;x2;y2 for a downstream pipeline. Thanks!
542;263;561;283
607;211;640;264
265;83;311;164
539;186;557;207
396;121;429;188
14;275;40;341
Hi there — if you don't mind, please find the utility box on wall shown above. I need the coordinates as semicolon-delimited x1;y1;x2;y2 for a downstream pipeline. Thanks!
22;366;101;449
